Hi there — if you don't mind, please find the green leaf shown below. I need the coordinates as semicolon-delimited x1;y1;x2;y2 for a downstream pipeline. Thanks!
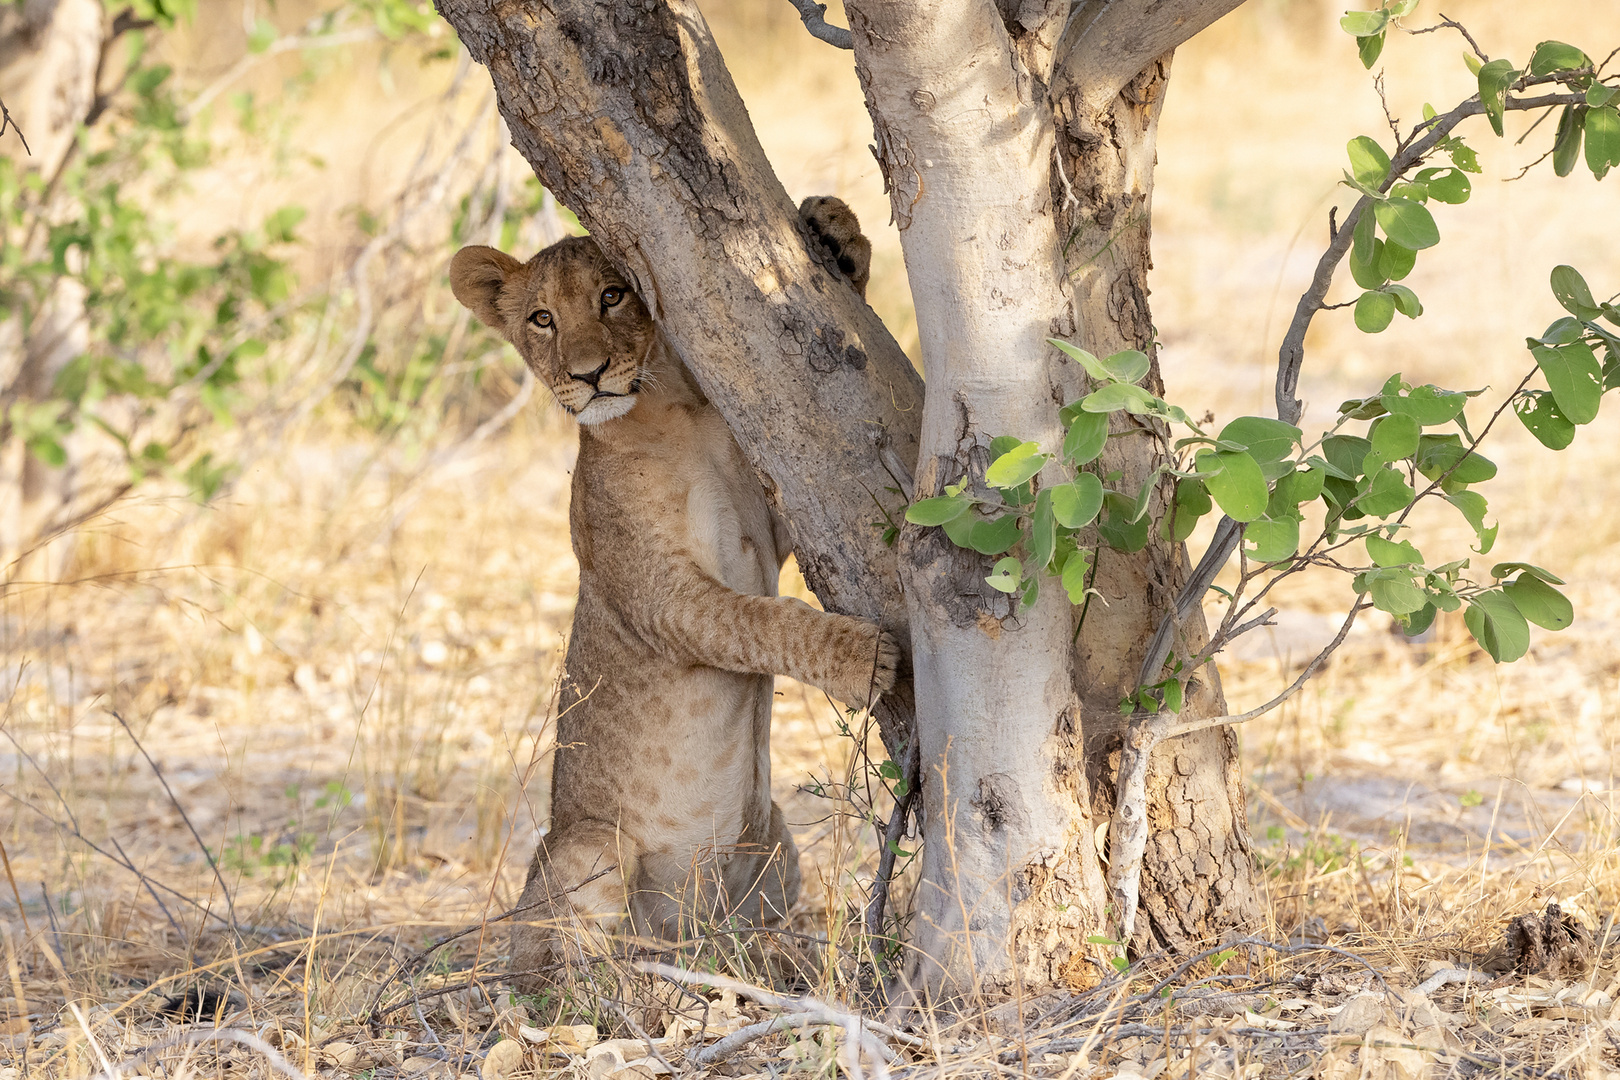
1553;105;1585;178
247;16;277;53
1350;236;1388;290
985;441;1047;488
1339;9;1388;37
1490;561;1565;585
1061;547;1091;603
1032;490;1057;569
1355;290;1396;333
1338;394;1387;421
986;557;1023;594
1378;240;1417;281
969;514;1022;555
1097;493;1150;552
1529;316;1586;347
1359;29;1386;69
1401;603;1438;636
1533;342;1603;424
1352;204;1378;268
1050;474;1104;528
1503;575;1573;630
1550;265;1604;320
1198;449;1268;523
1464;52;1483;77
906;495;972;526
1064;410;1109;465
1374;198;1440;250
1347;135;1392;186
1082;383;1157;414
1244;516;1300;563
1382;383;1467;425
1359;568;1429;615
1416;167;1471;204
1416;434;1498;487
1216;417;1302;463
1367;534;1424;566
1586;105;1620;179
1590;83;1619;108
1048;338;1110;381
1477;59;1520;137
1528;40;1590;76
1276;465;1324;505
1321;435;1373;480
1370;412;1421;459
1165;477;1212;543
1464;590;1530;662
1513;389;1576;450
1357;466;1416;517
1161;678;1184;714
1386;283;1423;318
942;510;976;548
1446;491;1498;554
1101;349;1151;384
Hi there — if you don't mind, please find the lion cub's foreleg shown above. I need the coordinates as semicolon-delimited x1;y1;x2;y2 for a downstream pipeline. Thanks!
631;561;901;706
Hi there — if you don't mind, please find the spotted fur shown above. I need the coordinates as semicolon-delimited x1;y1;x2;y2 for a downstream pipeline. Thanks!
449;198;895;986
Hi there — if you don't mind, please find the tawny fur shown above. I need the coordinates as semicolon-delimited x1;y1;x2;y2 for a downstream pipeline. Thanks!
448;199;898;986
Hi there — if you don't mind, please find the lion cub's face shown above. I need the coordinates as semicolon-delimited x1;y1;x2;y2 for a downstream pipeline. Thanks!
450;236;653;425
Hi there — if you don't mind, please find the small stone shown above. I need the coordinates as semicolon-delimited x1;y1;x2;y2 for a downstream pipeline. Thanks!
1329;993;1384;1035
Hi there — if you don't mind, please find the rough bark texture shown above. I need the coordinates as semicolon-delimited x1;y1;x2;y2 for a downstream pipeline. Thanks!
431;0;924;754
1053;54;1264;952
847;0;1109;1004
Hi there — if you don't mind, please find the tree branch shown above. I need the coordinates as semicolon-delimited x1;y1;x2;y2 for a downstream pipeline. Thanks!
782;0;852;50
1052;0;1247;109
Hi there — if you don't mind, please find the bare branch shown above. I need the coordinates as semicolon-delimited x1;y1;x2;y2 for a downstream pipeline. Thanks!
782;0;852;50
1407;13;1488;62
0;93;30;155
1052;0;1246;109
862;738;919;941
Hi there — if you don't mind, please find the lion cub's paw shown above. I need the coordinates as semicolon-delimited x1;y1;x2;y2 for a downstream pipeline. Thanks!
831;624;901;707
799;195;872;300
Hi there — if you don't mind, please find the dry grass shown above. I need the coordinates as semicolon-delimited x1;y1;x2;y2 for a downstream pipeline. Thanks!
7;0;1620;1077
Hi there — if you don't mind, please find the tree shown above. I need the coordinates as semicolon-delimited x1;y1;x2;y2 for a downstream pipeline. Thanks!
433;0;1619;1006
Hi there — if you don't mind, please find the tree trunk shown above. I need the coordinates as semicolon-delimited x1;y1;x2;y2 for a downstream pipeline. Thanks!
436;0;1266;1002
1052;49;1264;956
0;0;101;574
432;0;922;757
845;0;1108;1004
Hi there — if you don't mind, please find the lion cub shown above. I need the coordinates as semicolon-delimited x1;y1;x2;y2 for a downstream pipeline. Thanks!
450;197;897;983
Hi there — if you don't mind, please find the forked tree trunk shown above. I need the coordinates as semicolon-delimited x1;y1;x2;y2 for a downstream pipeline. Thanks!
436;0;1264;1002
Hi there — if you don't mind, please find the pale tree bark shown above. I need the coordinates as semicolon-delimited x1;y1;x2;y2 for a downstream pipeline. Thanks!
845;0;1107;1002
0;0;101;574
436;0;1264;1005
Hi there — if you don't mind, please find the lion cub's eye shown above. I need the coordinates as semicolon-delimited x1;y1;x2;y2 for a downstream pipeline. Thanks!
600;288;624;309
529;310;553;329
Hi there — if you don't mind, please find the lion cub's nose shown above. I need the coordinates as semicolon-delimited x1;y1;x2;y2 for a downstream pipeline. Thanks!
570;358;611;388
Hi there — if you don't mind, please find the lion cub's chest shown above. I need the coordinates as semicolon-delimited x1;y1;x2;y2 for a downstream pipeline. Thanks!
680;411;777;597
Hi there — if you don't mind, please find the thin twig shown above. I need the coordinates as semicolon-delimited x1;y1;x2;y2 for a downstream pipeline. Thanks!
1406;14;1488;62
863;738;919;941
782;0;852;50
112;711;241;939
0;92;30;155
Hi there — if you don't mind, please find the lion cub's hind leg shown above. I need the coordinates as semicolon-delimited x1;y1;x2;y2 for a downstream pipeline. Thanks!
510;820;638;993
799;196;872;300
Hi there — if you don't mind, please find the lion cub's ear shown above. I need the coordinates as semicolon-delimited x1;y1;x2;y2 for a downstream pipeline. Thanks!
450;246;525;332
